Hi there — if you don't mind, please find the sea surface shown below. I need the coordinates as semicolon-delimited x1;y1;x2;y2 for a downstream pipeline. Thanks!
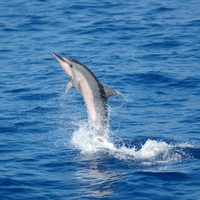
0;0;200;199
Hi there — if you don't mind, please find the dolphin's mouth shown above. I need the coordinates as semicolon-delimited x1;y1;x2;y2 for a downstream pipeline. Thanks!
52;52;65;62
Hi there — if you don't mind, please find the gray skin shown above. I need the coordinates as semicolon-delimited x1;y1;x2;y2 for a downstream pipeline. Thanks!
52;53;117;136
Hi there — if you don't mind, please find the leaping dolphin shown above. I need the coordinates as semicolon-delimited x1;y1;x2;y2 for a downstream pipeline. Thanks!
52;52;117;136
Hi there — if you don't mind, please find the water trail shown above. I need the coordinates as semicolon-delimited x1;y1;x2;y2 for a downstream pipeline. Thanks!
71;121;115;153
70;121;194;165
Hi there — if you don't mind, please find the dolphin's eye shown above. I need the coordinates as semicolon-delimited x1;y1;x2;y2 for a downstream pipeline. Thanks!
69;64;73;68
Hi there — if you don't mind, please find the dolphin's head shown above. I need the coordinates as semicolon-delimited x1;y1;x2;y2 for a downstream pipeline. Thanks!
52;52;74;79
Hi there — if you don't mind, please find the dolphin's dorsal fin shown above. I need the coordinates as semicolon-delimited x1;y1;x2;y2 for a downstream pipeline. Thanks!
103;84;117;98
65;81;73;95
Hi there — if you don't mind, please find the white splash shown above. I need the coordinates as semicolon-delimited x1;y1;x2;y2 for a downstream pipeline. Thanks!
70;121;185;165
71;121;116;153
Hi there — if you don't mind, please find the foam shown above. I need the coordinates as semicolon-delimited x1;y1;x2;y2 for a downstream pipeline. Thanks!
70;121;187;165
71;121;116;154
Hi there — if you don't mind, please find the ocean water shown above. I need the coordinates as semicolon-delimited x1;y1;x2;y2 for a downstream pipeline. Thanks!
0;0;200;199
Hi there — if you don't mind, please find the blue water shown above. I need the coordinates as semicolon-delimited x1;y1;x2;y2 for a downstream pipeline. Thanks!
1;0;200;199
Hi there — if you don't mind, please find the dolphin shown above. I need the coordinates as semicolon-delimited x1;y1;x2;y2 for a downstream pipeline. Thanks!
52;52;117;136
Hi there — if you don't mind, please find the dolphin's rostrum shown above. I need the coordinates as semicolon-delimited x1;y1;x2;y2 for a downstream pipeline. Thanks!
52;52;117;136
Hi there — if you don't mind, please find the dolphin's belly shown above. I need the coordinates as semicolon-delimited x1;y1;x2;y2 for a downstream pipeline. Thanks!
75;71;108;132
75;71;97;121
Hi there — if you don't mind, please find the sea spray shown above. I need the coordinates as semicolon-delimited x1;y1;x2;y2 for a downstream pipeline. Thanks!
70;121;189;165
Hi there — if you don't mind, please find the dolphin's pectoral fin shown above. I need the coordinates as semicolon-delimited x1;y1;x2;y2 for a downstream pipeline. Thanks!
102;84;117;98
65;81;73;95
